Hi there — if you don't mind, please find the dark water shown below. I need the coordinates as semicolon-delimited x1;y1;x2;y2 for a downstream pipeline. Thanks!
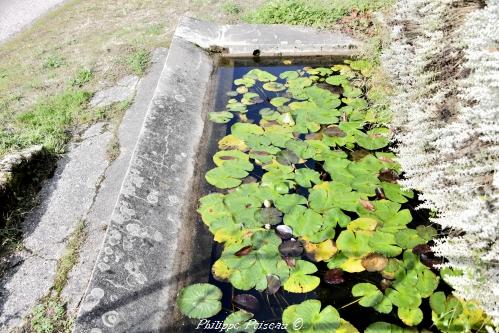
199;57;444;332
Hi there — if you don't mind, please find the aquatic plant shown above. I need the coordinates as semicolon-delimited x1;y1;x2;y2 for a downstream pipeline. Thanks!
176;61;494;331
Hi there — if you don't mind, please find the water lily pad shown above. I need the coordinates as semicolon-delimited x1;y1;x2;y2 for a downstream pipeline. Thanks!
236;86;248;94
209;111;234;124
306;67;333;76
294;168;320;188
303;239;337;262
365;322;416;333
177;283;222;319
219;135;248;151
242;92;263;105
263;82;286;92
279;70;299;80
244;69;277;82
274;194;307;213
361;253;388;272
336;230;372;258
233;294;260;314
276;149;300;165
255;207;282;225
283;260;320;293
352;283;384;307
270;97;290;107
282;300;341;333
398;307;423;326
224;311;257;333
325;75;348;86
346;59;374;77
266;274;281;294
356;128;391;150
324;268;345;285
227;102;248;113
278;239;303;257
284;205;336;243
395;229;425;249
235;77;256;87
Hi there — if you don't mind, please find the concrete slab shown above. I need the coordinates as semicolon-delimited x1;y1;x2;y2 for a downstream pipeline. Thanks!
73;17;359;333
0;122;112;330
61;48;169;316
90;75;140;108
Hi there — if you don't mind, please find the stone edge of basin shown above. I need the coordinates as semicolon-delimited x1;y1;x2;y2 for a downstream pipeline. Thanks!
73;17;360;333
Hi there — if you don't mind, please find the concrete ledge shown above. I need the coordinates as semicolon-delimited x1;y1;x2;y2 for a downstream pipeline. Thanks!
74;17;359;333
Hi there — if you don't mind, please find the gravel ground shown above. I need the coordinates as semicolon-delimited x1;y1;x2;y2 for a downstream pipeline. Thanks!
0;0;67;44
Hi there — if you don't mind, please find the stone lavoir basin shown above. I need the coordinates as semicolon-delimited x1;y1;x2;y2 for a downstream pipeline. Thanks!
73;17;490;333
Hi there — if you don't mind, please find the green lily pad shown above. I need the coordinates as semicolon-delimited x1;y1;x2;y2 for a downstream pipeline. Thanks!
356;128;391;150
283;260;320;293
279;70;299;80
336;230;373;258
398;307;423;326
227;102;248;113
263;82;286;92
346;59;374;77
235;77;256;87
395;229;426;249
224;311;257;333
209;111;234;124
365;322;417;333
282;300;341;333
270;97;290;107
352;283;383;307
274;194;307;213
294;168;321;188
325;75;348;86
177;283;222;319
241;92;262;105
244;69;277;82
284;205;336;243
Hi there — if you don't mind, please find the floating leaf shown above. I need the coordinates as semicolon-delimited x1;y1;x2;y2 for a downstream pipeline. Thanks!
177;283;222;319
365;322;416;333
209;111;234;124
279;70;299;80
294;168;321;188
395;229;425;249
266;274;281;294
276;149;300;165
224;311;257;333
352;283;383;307
219;135;248;151
278;239;303;257
283;260;320;293
324;268;345;285
274;194;307;213
236;86;248;94
398;307;423;326
303;239;337;262
241;92;263;105
361;253;388;272
284;205;336;243
326;75;348;86
356;128;391;150
270;97;290;107
336;230;372;258
234;77;256;87
245;69;277;82
282;300;341;332
263;82;286;91
337;319;360;333
233;294;260;314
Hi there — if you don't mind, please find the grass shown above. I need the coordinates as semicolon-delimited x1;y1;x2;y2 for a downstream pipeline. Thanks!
0;90;91;156
70;68;93;87
243;0;394;28
127;48;150;75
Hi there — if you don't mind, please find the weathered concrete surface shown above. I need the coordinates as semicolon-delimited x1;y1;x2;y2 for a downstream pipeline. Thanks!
74;17;359;333
0;48;168;332
61;48;169;315
0;123;112;330
90;75;140;108
74;36;214;333
176;16;360;56
0;0;68;44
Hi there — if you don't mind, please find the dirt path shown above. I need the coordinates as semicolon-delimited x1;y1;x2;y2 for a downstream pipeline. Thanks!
0;0;67;44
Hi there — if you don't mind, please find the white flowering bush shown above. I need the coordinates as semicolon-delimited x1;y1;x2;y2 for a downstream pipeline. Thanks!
382;0;499;325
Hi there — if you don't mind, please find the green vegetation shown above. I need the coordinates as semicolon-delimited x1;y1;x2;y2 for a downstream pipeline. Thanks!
223;1;242;15
127;49;150;75
70;68;93;87
43;55;65;69
30;299;72;333
53;220;86;293
243;0;394;28
0;90;91;156
177;63;492;331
